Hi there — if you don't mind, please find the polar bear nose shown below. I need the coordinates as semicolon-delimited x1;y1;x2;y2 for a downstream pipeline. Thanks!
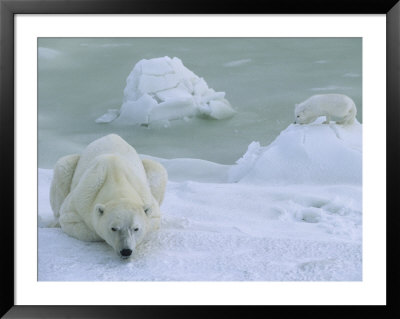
120;249;132;257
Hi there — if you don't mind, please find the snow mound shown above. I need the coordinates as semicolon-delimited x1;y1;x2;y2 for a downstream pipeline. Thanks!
96;56;236;125
230;119;362;185
39;166;362;281
141;155;230;183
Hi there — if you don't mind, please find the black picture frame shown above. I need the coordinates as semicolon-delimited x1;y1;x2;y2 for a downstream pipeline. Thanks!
1;0;399;318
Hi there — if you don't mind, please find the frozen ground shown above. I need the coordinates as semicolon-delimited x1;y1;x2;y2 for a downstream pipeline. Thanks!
38;120;362;281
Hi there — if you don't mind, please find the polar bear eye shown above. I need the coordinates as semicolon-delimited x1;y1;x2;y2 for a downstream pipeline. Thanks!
134;228;139;232
144;207;151;215
111;227;118;232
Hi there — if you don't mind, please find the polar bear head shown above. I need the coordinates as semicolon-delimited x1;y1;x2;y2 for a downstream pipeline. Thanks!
93;198;156;259
294;105;317;124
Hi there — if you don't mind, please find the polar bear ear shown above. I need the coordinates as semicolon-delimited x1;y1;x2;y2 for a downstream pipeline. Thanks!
95;204;105;216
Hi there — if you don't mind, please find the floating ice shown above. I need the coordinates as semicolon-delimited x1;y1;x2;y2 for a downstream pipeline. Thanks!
94;109;119;123
223;59;252;67
96;56;236;125
229;119;362;185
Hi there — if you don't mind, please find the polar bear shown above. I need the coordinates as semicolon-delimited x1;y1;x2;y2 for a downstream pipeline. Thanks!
49;134;168;259
294;94;357;125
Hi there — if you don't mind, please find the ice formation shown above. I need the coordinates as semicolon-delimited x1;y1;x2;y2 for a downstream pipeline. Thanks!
96;56;235;125
229;118;362;185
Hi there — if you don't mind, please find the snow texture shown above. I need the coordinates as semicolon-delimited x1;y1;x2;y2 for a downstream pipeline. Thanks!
229;118;362;185
96;56;236;125
39;122;362;281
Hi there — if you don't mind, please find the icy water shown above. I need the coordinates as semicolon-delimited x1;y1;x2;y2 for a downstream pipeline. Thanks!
38;37;362;167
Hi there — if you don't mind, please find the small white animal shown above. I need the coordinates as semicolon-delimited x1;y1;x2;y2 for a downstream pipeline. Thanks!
294;94;357;125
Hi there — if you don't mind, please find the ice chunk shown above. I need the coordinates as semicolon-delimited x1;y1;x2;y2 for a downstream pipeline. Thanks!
96;56;235;126
157;87;193;102
95;109;120;123
230;121;362;185
140;56;175;75
207;99;236;120
138;73;181;93
115;94;157;125
193;78;209;95
149;98;198;123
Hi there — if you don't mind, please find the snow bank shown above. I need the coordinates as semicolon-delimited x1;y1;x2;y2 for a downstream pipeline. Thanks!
141;155;230;183
38;169;362;281
230;119;362;185
38;121;362;281
96;56;235;125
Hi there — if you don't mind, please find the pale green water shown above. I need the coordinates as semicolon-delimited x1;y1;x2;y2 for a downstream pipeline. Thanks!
38;37;362;168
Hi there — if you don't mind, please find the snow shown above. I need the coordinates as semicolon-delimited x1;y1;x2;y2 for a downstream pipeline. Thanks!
230;118;362;185
142;156;231;183
96;56;236;125
38;121;362;281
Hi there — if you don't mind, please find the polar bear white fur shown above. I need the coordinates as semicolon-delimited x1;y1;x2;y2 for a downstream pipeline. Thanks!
49;134;168;259
294;94;357;125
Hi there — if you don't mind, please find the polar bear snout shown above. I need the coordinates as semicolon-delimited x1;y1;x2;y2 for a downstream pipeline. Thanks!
120;248;133;258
